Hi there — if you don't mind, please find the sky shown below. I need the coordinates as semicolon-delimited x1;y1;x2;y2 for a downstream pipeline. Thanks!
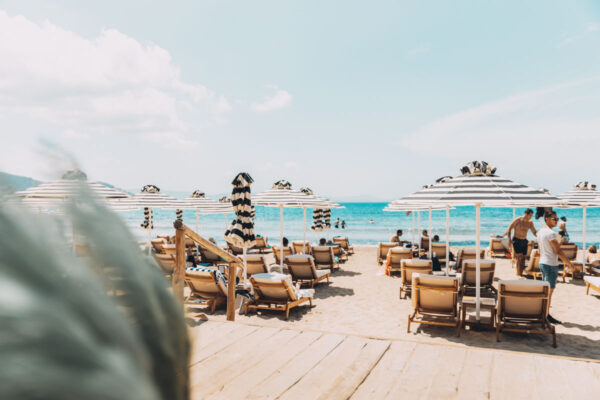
1;1;599;201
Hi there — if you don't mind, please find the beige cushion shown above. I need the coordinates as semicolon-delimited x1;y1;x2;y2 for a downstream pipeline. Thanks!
412;274;458;311
498;279;549;317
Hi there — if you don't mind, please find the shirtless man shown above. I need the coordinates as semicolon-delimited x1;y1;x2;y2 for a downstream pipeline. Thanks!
503;208;537;276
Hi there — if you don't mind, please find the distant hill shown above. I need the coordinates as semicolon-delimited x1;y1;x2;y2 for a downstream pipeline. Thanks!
0;172;42;193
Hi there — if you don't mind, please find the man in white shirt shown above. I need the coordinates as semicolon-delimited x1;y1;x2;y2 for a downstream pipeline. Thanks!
537;210;573;324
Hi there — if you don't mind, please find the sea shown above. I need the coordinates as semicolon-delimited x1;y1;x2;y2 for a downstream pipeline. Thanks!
119;203;600;248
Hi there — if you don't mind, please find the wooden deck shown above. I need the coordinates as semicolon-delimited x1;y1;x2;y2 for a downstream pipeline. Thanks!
189;321;600;399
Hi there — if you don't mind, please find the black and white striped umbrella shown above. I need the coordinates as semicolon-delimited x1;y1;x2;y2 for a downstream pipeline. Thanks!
224;173;255;249
322;209;332;229
558;182;600;268
311;209;324;232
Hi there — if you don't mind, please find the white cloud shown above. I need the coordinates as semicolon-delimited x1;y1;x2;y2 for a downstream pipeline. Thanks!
251;86;292;113
0;10;231;146
397;78;600;179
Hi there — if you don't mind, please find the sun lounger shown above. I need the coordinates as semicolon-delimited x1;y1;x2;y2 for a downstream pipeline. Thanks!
378;242;399;264
488;237;508;258
330;244;348;262
311;246;339;273
559;243;578;281
524;249;542;280
153;253;176;280
151;238;168;254
184;268;228;313
246;273;314;319
420;236;430;253
292;241;312;255
272;245;294;266
387;247;413;275
407;274;460;335
496;280;556;347
399;259;433;298
332;236;354;255
461;259;497;295
584;276;600;295
253;236;271;253
199;246;223;265
284;254;330;287
431;242;448;265
244;255;270;277
455;248;486;271
526;240;536;260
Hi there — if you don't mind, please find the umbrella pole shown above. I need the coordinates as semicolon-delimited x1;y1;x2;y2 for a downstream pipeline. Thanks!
446;205;450;275
195;209;200;234
428;206;432;259
418;211;421;252
148;228;152;256
243;247;247;287
475;202;481;322
582;206;587;271
280;205;284;269
412;211;415;251
303;207;307;253
513;207;516;220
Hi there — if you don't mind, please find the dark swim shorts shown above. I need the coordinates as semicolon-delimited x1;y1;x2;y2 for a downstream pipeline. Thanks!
512;238;528;255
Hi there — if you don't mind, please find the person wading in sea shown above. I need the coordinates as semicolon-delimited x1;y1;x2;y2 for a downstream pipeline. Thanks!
503;208;537;276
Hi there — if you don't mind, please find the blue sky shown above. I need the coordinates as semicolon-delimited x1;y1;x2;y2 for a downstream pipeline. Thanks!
1;1;599;200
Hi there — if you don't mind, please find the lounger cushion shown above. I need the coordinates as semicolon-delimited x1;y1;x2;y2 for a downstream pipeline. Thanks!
498;279;549;316
584;276;600;287
411;274;458;310
252;272;312;301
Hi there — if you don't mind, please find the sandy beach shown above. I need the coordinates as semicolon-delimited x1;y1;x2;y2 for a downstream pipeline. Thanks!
188;246;600;361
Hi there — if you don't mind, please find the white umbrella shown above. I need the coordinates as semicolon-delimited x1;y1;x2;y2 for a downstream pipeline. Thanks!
391;161;563;322
170;190;235;234
253;180;330;268
558;182;600;272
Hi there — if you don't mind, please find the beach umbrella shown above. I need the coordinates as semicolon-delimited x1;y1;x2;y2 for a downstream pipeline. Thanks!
224;173;255;284
299;187;343;250
175;190;234;233
311;209;324;232
390;160;563;321
253;180;329;268
109;184;187;254
558;182;600;271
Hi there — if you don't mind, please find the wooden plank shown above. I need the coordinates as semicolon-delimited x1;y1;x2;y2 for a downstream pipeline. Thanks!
188;321;239;362
455;348;494;399
350;341;416;399
489;352;538;399
189;324;258;366
173;227;186;302
280;337;390;400
384;344;442;399
533;356;576;400
208;330;322;399
189;326;281;398
420;346;467;399
244;333;345;399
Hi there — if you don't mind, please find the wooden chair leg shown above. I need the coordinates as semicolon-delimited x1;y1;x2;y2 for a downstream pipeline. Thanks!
496;322;501;342
586;283;590;295
407;314;411;333
285;304;290;320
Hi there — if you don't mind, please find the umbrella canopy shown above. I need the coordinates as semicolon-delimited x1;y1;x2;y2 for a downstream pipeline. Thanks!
311;209;324;232
224;173;255;248
15;169;130;203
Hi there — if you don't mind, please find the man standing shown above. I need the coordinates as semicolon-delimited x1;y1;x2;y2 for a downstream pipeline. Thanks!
503;208;537;276
538;211;573;324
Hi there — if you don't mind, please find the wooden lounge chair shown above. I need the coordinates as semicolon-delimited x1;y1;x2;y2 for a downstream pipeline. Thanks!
184;268;228;313
272;245;294;265
420;236;430;253
245;273;314;319
377;242;399;264
461;259;497;296
311;246;339;273
151;238;168;254
153;253;176;280
332;236;354;255
455;248;486;271
244;255;270;277
431;242;448;266
330;244;348;262
584;276;600;296
407;274;460;335
559;243;578;281
496;280;556;347
292;241;312;255
524;249;543;280
399;259;433;298
253;236;271;253
525;240;536;260
284;254;330;287
488;237;508;258
199;246;223;265
387;247;413;275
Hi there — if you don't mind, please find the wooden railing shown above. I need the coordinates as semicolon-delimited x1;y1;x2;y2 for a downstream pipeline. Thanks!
173;220;243;321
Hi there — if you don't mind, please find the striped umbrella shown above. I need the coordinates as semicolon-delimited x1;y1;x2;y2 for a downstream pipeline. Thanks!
224;173;255;283
558;182;600;269
311;209;324;232
390;161;563;321
175;190;235;233
254;181;331;268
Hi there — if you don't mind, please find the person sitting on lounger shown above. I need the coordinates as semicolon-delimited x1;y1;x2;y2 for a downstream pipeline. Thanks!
432;234;455;262
318;238;343;262
390;229;403;244
282;237;289;247
587;245;600;266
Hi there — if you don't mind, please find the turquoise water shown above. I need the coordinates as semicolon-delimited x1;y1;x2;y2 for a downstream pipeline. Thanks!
119;203;600;247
